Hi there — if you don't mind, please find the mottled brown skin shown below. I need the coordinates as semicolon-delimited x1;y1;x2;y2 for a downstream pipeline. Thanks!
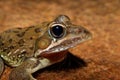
0;15;92;80
0;23;48;58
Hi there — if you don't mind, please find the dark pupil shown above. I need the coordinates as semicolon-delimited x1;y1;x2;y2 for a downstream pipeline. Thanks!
51;25;64;38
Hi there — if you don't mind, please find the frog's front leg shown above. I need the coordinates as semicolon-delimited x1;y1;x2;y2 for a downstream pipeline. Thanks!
9;57;51;80
0;51;25;67
0;57;4;77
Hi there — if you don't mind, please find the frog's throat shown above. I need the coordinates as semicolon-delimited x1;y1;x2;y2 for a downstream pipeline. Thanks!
38;50;68;63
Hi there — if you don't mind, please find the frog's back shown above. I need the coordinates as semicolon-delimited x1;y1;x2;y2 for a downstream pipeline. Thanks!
0;23;48;57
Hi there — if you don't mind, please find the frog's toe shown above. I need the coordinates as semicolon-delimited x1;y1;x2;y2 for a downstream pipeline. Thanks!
0;57;4;76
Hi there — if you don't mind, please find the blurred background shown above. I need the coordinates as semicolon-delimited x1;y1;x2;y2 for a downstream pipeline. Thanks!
0;0;120;80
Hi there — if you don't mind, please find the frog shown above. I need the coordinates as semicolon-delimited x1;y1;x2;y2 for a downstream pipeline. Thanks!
0;15;92;80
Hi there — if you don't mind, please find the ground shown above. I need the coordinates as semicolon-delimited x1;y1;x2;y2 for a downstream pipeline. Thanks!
0;0;120;80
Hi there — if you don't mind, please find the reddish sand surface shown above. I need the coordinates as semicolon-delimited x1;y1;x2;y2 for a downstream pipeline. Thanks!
0;0;120;80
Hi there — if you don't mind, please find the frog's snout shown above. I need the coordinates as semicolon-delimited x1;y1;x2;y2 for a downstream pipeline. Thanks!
68;26;92;42
82;29;92;40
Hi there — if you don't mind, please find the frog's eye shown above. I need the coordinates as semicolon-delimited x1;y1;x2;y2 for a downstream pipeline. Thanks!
49;24;66;39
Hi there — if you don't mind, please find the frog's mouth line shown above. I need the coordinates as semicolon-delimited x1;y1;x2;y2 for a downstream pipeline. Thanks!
44;36;91;53
35;32;92;58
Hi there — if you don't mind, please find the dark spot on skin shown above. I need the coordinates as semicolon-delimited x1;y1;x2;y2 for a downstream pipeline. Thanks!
17;32;25;37
3;48;8;52
34;28;41;33
9;46;15;49
2;43;4;46
17;28;22;29
18;39;25;46
13;30;19;33
29;47;34;50
30;37;33;40
21;51;27;54
9;39;13;43
29;26;34;28
0;42;4;46
17;27;34;37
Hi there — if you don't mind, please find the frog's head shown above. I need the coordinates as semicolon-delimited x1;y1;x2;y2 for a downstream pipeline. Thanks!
35;15;92;62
